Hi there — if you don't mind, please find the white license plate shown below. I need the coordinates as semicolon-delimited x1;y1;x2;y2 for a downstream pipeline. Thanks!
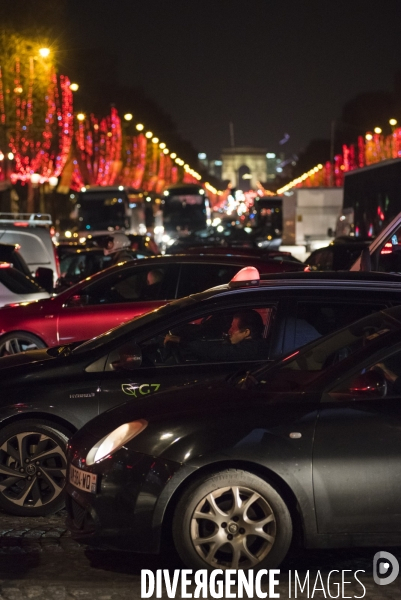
69;464;97;494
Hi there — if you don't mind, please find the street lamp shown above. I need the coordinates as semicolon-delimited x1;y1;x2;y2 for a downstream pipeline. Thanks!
374;127;382;134
152;137;159;144
136;123;144;131
365;133;373;141
124;113;133;121
39;47;50;58
70;83;79;92
145;131;153;139
76;113;86;121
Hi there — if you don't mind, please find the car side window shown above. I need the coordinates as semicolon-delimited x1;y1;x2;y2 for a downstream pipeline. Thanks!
80;265;180;305
329;347;401;401
104;305;275;370
295;301;388;339
177;264;240;297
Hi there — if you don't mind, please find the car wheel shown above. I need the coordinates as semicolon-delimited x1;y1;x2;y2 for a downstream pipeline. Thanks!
0;420;69;516
172;469;292;571
0;332;46;356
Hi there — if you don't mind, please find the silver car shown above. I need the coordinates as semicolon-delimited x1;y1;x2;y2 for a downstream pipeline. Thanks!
0;263;50;308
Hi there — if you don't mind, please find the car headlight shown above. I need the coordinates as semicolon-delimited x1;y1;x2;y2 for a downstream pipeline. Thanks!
86;420;148;465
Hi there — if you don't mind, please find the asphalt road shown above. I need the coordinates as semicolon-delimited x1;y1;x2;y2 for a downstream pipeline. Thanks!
0;510;400;599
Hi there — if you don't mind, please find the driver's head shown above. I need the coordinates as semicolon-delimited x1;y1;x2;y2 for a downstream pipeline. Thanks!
147;268;164;286
228;310;264;345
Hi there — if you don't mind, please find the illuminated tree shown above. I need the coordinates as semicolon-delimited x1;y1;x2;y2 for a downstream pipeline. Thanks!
0;31;73;186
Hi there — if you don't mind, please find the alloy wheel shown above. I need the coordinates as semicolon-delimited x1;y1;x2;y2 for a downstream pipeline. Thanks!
0;431;67;509
190;485;277;569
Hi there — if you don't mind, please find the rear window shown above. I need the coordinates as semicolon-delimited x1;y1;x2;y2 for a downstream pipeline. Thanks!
0;268;44;294
0;231;51;265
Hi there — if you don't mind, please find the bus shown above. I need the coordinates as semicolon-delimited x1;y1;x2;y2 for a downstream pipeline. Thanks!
339;158;401;238
69;186;147;238
161;183;211;240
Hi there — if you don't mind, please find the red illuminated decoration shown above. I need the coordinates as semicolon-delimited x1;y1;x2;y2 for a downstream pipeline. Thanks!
72;107;122;189
0;56;73;184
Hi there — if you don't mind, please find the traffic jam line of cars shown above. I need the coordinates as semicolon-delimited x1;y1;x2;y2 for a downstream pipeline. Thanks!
1;210;401;571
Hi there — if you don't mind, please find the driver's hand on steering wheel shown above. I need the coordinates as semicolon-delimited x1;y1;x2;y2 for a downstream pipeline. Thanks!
164;334;181;345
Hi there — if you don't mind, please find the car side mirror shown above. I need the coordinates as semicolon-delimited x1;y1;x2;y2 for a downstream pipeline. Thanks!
35;267;54;292
64;293;90;308
331;370;387;400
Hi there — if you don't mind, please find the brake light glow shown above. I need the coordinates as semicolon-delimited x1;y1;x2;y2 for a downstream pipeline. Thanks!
381;242;393;255
0;263;11;269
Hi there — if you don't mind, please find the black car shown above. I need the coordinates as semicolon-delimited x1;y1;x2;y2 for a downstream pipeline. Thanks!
306;238;370;271
2;271;401;517
66;304;401;571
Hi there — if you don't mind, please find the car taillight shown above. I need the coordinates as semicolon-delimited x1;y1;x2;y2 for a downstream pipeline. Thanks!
0;262;11;269
381;242;393;255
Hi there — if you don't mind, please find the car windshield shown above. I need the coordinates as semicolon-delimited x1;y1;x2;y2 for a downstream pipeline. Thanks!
248;307;401;388
71;287;221;355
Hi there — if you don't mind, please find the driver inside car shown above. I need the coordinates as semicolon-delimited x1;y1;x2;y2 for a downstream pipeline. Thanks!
163;310;269;363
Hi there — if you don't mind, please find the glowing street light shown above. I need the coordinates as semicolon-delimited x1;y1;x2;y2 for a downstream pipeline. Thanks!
145;131;153;139
39;47;50;58
136;123;144;131
159;142;166;149
76;113;86;121
152;137;159;143
365;133;373;141
124;113;133;121
390;118;398;127
170;153;177;159
163;148;169;154
374;127;382;134
70;83;79;92
7;152;14;160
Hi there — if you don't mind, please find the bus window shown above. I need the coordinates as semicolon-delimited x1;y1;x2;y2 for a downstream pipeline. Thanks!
72;186;146;236
162;184;210;236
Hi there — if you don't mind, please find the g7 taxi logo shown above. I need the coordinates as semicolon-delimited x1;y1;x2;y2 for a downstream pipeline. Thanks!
122;383;161;397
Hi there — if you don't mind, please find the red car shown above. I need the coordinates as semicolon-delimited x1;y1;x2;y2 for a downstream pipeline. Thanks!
0;254;304;354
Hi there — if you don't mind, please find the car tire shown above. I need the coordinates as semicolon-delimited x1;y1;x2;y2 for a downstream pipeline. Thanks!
0;332;47;356
172;469;292;571
0;420;69;516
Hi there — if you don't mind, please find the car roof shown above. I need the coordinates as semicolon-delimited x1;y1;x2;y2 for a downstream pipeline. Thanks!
259;271;401;283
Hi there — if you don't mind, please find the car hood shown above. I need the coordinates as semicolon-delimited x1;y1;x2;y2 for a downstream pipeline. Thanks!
73;380;263;444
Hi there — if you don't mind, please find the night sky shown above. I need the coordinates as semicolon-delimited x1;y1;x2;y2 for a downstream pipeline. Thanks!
65;0;401;160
